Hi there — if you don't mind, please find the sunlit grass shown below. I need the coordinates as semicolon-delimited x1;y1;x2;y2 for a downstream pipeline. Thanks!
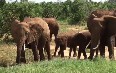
0;58;116;73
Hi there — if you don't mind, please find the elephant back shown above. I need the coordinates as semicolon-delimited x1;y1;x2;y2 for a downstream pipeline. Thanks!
43;18;59;34
24;17;50;35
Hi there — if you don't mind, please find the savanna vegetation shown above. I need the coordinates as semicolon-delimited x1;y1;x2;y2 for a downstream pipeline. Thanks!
0;0;116;41
0;0;116;73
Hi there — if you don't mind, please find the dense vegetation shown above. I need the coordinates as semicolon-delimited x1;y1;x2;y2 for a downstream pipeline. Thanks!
0;0;116;40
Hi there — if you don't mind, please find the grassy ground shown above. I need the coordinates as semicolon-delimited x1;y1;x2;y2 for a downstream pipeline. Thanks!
0;58;116;73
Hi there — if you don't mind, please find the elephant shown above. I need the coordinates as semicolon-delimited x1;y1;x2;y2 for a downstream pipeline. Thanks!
23;17;51;61
87;10;116;59
54;30;78;57
11;19;44;64
43;18;59;41
69;30;91;59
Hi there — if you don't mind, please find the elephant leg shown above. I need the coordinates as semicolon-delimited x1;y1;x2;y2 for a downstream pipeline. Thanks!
54;33;57;42
60;45;66;58
58;50;61;56
82;48;87;59
54;44;59;56
50;33;52;41
95;47;99;58
39;47;45;61
73;47;77;57
99;44;105;58
88;48;96;59
78;47;82;59
31;43;39;61
44;41;51;60
107;37;115;59
79;44;87;59
60;49;64;58
16;43;23;64
69;47;73;58
20;44;26;63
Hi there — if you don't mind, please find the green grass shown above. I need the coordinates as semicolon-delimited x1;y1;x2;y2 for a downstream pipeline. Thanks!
0;58;116;73
58;21;87;33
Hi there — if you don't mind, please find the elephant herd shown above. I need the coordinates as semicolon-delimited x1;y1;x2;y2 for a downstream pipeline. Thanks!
10;9;116;64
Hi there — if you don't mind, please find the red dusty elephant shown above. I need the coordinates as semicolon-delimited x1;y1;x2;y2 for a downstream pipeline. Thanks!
23;17;51;61
87;10;116;59
43;18;59;41
11;19;44;64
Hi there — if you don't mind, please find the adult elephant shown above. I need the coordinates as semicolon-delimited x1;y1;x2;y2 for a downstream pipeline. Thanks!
23;17;51;61
11;19;44;64
43;18;59;41
87;10;116;59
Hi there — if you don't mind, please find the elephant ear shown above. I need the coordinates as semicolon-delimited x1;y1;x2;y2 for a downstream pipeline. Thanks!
20;22;30;33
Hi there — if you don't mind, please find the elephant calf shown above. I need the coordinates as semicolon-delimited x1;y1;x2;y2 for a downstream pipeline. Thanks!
69;30;91;59
54;30;78;57
43;18;59;41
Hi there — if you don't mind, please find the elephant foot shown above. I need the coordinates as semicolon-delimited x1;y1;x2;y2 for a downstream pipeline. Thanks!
48;55;52;61
77;56;80;60
33;55;39;62
53;52;56;57
109;55;115;60
88;56;93;60
40;58;45;61
100;54;105;58
84;56;87;60
95;55;98;58
34;58;39;62
58;51;61;56
40;56;45;61
61;53;64;58
73;53;77;57
16;57;21;64
20;57;26;63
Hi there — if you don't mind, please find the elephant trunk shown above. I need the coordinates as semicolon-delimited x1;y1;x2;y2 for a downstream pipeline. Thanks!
89;30;101;59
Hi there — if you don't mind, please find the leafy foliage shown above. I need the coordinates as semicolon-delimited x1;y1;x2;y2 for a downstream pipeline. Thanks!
0;0;116;40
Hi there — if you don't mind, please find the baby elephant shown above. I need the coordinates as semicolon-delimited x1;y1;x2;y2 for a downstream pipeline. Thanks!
54;30;78;57
69;30;91;59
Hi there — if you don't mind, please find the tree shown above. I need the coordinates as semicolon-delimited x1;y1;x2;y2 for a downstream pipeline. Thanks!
109;0;116;2
0;0;6;7
21;0;28;2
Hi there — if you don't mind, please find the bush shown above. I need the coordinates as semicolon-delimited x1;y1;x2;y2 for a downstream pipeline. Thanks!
0;1;116;41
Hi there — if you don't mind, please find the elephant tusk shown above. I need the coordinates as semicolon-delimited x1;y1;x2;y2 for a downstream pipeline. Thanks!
93;18;104;21
86;41;91;49
93;45;99;50
92;14;97;18
93;40;100;50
